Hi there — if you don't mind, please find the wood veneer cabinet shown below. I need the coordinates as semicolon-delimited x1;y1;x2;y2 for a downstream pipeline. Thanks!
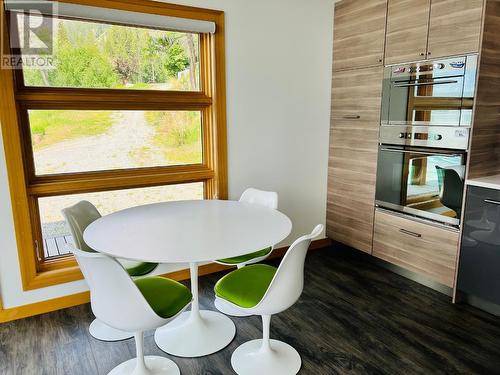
332;0;387;71
327;66;383;253
373;210;459;287
427;0;484;59
385;0;484;64
328;0;493;291
385;0;431;65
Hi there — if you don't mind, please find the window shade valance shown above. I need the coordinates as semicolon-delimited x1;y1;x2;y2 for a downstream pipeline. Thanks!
4;1;216;34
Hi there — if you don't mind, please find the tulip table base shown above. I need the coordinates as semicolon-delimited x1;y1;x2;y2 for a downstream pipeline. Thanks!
154;263;236;357
108;356;180;375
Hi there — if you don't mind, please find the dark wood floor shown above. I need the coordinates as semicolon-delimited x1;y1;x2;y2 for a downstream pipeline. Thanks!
1;245;500;375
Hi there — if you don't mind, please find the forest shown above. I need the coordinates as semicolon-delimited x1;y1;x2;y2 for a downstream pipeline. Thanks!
25;19;202;170
24;19;199;90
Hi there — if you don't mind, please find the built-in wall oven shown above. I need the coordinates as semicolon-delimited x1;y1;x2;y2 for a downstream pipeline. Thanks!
376;55;477;228
376;126;468;227
381;55;477;127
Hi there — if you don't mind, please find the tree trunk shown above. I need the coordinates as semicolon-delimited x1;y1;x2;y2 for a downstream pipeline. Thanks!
40;70;50;86
186;34;197;90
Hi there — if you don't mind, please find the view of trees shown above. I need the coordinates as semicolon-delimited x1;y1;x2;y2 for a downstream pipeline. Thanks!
24;18;202;166
21;19;204;246
23;19;199;90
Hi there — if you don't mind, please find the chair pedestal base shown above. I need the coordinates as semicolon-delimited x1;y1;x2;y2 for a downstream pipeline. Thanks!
108;355;179;375
214;297;252;317
89;319;133;342
231;339;301;375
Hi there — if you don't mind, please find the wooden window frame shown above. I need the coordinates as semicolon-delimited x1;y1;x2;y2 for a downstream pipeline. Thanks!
0;0;227;290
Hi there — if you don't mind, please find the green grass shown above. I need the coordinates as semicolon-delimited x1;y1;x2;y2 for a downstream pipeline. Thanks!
112;82;155;89
145;111;202;165
30;110;113;150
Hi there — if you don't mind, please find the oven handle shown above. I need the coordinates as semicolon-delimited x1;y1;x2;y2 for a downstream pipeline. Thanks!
380;147;462;157
484;199;500;206
393;79;458;88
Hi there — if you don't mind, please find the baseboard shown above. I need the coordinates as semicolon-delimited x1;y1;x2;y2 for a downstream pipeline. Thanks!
0;238;331;323
0;291;91;323
458;293;500;317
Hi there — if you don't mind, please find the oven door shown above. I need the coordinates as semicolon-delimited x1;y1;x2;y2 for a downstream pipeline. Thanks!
383;76;472;127
376;146;466;227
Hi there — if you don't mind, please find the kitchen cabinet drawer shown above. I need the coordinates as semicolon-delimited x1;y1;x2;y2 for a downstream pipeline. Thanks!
457;186;500;305
373;209;459;287
333;0;387;71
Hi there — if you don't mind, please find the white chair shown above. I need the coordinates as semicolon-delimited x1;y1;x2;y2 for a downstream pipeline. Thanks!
214;224;323;375
214;188;278;317
72;247;192;375
62;201;159;342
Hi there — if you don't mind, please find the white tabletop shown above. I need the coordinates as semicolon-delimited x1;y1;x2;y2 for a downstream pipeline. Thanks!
83;200;292;263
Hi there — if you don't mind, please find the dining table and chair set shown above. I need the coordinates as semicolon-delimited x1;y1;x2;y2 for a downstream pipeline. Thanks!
62;187;322;375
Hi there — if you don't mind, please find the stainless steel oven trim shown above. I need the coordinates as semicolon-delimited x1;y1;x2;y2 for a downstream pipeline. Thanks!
393;79;459;88
375;203;460;229
379;125;470;150
383;121;468;127
383;54;477;68
379;147;463;157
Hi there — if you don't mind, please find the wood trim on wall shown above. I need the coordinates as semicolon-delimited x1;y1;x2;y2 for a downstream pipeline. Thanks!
0;239;331;323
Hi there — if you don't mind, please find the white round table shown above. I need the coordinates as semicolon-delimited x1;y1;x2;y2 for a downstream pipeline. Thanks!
83;200;292;358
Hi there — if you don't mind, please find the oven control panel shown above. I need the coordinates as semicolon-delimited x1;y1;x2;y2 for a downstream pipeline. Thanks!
380;125;469;150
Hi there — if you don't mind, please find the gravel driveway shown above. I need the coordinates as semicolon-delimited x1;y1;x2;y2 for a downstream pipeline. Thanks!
34;110;168;175
35;110;203;240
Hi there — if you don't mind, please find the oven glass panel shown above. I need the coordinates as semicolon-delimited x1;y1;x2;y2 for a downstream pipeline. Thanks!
387;77;468;126
381;56;477;128
376;147;466;225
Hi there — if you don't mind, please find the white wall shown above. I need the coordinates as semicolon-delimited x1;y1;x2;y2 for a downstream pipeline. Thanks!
0;0;334;308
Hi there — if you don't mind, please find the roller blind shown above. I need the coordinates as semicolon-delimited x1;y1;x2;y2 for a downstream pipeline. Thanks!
4;1;216;34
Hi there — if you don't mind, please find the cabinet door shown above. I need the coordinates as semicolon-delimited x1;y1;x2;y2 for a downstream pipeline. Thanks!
327;66;383;253
427;0;484;59
385;0;431;65
457;186;500;305
373;210;459;287
333;0;387;71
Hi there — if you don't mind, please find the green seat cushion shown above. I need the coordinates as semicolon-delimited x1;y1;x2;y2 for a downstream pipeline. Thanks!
134;276;192;319
214;264;277;308
217;247;273;265
126;262;158;277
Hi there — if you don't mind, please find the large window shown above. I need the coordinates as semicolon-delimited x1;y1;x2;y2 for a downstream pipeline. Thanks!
0;0;227;289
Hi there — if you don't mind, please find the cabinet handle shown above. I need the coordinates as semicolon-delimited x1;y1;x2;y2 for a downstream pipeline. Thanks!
484;199;500;206
399;228;422;238
427;51;432;56
420;52;425;56
343;115;361;119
